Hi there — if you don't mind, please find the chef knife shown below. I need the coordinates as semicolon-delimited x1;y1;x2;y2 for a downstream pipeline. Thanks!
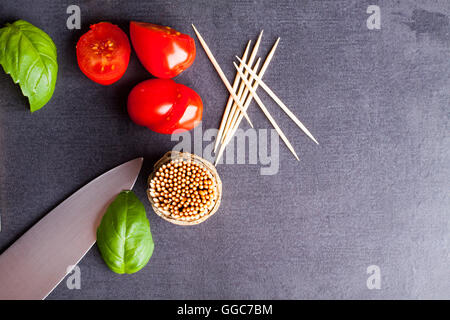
0;157;143;300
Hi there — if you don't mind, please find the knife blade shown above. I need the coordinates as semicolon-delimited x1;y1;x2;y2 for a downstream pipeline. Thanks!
0;157;144;300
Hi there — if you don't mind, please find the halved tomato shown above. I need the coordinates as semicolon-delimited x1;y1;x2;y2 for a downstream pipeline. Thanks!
127;79;203;134
130;22;196;79
76;22;131;85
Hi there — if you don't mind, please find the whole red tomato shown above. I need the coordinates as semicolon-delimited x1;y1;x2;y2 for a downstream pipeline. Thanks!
129;22;196;79
127;79;203;134
76;22;131;85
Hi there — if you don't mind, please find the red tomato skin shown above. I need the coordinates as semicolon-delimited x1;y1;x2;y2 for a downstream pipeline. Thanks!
129;22;196;79
127;79;203;134
76;22;131;85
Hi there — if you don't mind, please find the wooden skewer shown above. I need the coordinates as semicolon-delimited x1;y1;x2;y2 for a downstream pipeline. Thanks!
191;24;253;128
235;56;319;145
215;38;280;164
232;62;300;161
213;40;252;154
215;31;264;153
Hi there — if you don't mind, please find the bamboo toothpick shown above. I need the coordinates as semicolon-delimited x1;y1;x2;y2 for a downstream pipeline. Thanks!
216;63;300;164
235;56;319;145
214;59;262;165
191;24;253;127
213;40;252;154
215;31;264;152
232;62;300;161
215;38;280;164
221;39;280;145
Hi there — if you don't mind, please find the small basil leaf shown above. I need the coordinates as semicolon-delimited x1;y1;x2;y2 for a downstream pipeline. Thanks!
97;191;154;274
0;20;58;112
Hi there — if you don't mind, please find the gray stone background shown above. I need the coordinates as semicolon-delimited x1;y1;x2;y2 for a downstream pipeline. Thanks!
0;0;448;299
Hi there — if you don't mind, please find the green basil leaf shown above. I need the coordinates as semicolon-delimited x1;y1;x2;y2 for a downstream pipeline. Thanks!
97;191;155;274
0;20;58;112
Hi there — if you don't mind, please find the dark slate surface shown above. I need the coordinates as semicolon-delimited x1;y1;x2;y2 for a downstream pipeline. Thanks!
0;0;448;299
